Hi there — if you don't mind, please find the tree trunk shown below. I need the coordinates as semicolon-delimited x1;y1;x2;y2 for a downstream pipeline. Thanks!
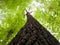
8;12;60;45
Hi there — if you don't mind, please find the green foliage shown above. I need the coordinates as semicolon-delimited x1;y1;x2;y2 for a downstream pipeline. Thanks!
34;0;60;41
0;0;32;45
0;0;60;45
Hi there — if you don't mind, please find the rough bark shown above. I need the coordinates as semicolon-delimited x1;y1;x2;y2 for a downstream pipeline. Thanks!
8;12;60;45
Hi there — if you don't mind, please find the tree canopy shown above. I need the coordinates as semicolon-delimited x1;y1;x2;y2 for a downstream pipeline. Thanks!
0;0;60;45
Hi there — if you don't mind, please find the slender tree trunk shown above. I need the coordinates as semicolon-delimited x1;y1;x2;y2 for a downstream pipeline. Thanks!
8;12;60;45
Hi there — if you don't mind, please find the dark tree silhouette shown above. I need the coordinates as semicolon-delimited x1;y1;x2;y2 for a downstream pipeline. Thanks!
8;12;60;45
